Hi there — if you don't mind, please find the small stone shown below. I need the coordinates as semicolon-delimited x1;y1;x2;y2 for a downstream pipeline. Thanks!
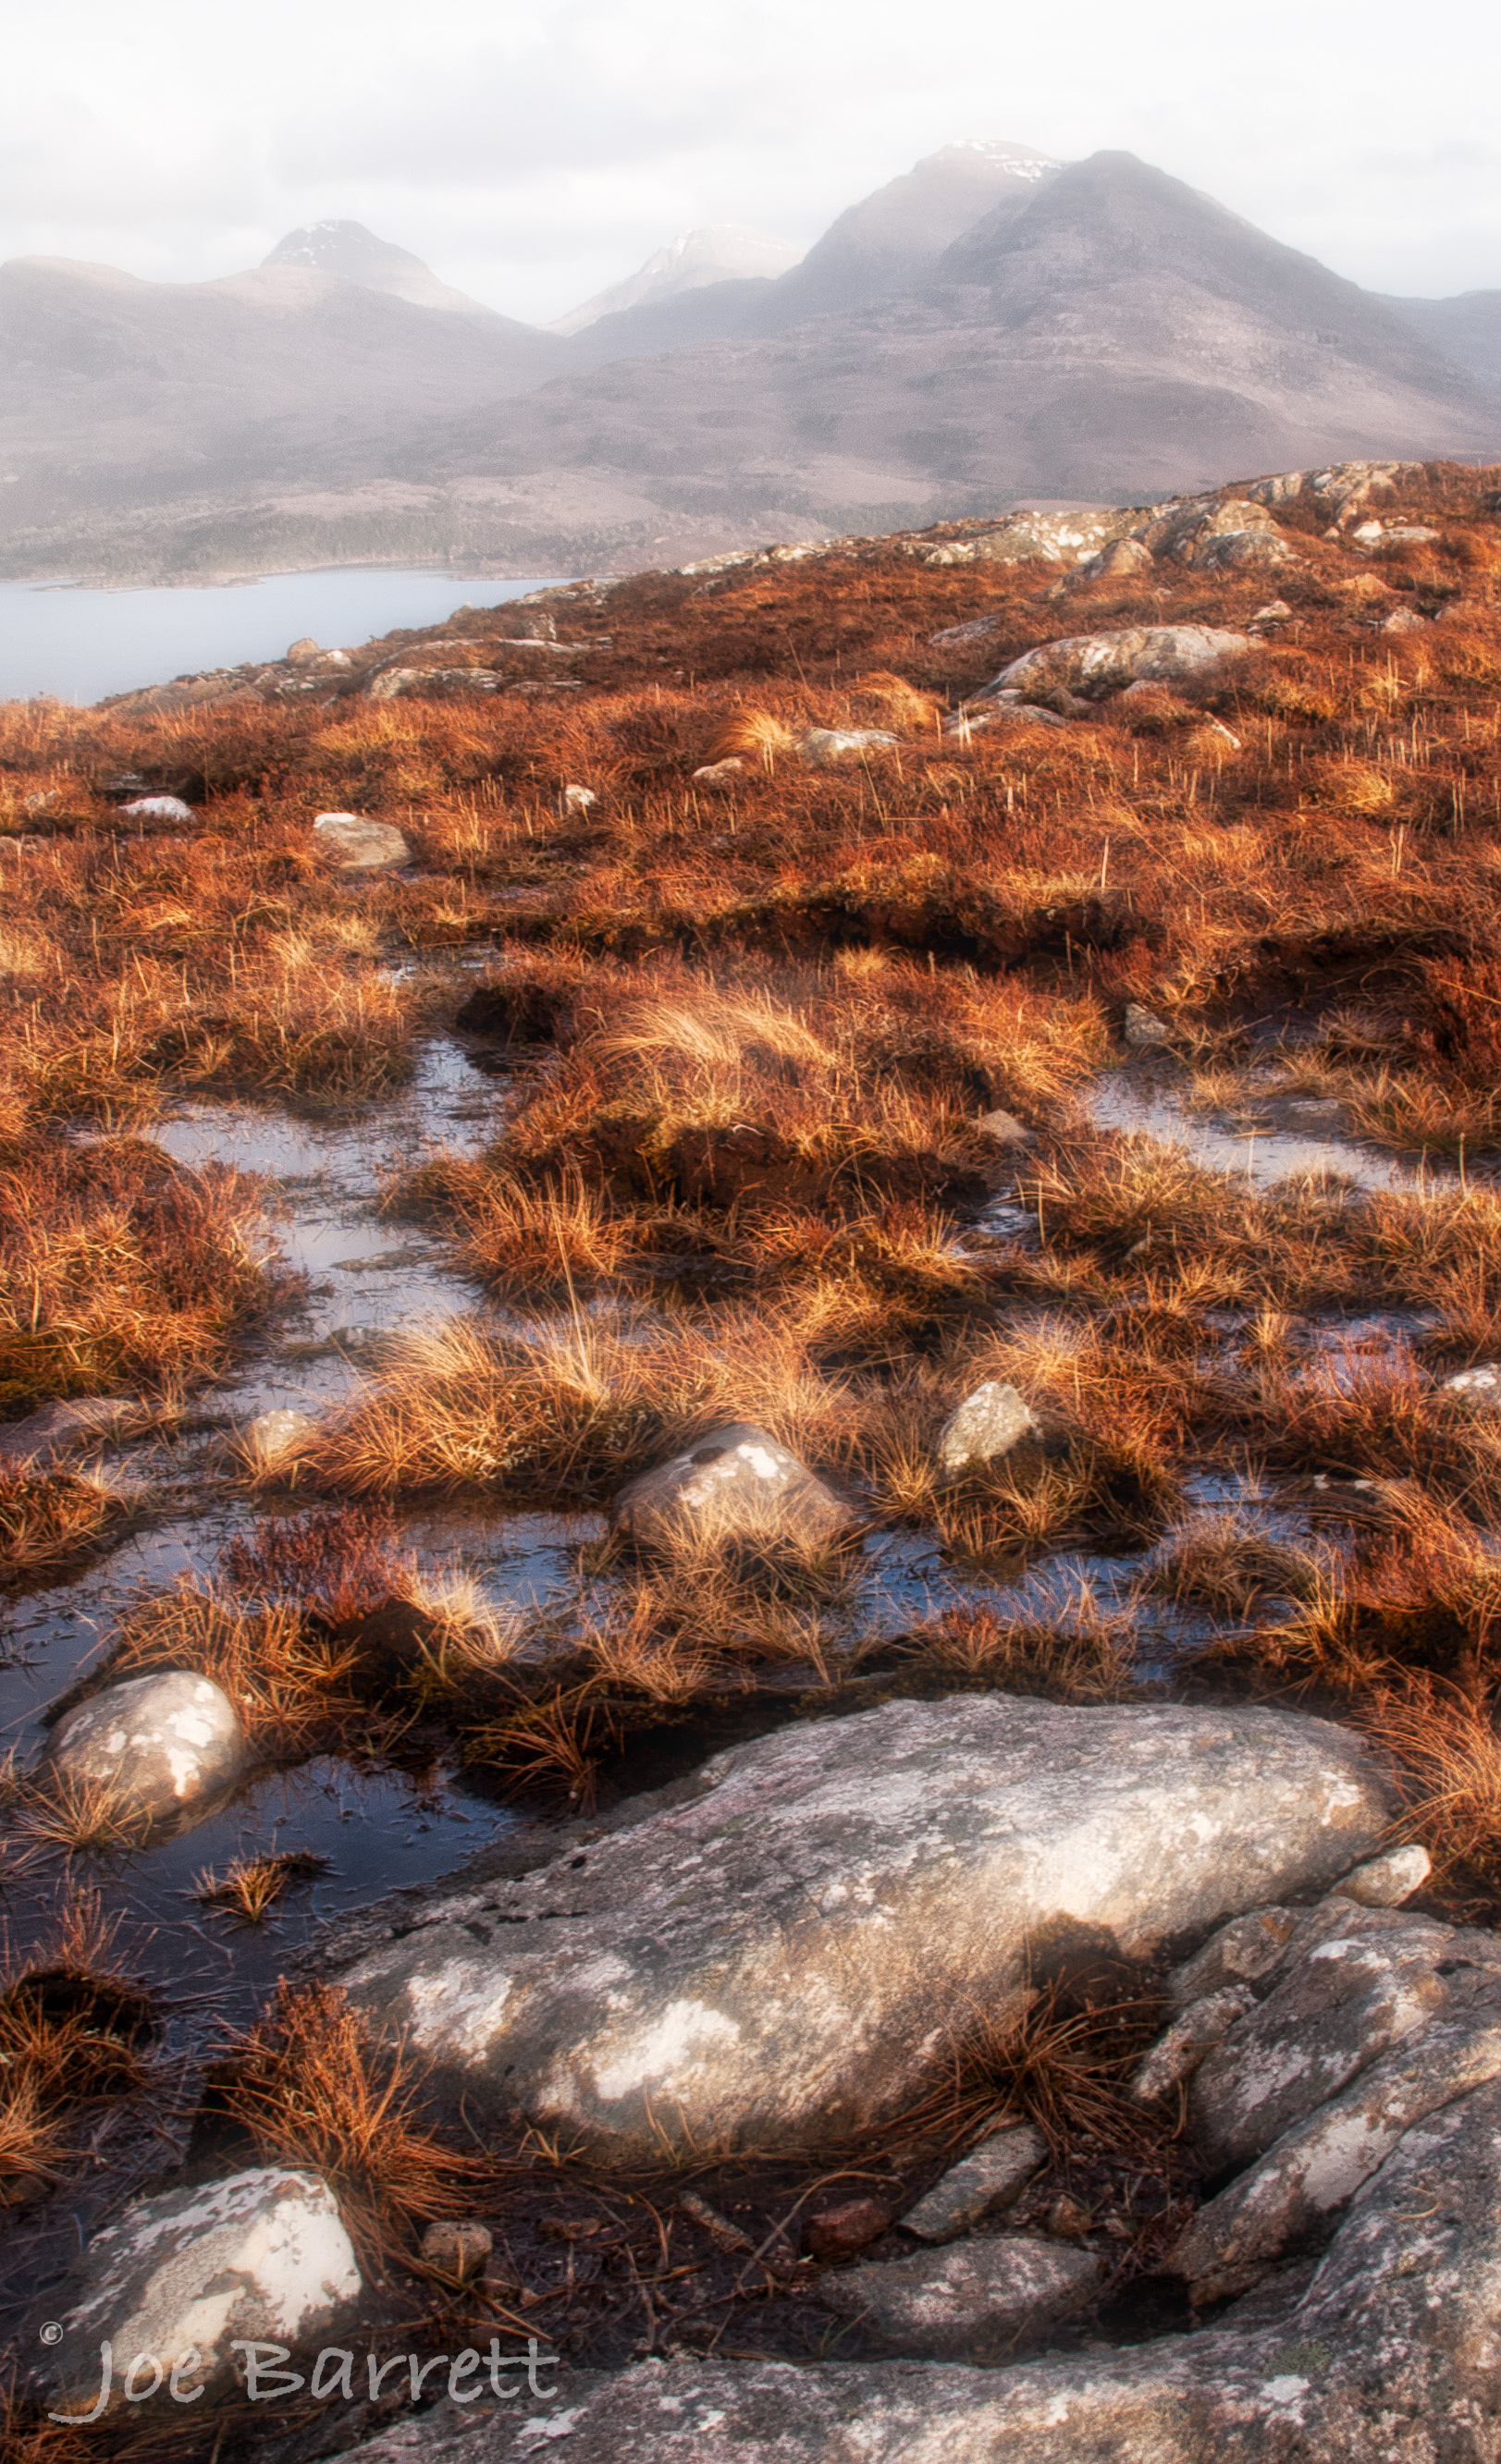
936;1381;1040;1479
312;813;412;871
241;1409;320;1476
43;1670;245;1831
805;2198;892;2260
794;726;899;766
562;783;597;812
1333;1844;1431;1906
819;2234;1101;2359
900;2124;1048;2241
1123;1001;1174;1048
975;1107;1035;1148
1443;1362;1501;1408
30;2167;360;2416
1249;599;1292;628
1165;1906;1298;2012
1382;607;1429;634
119;794;196;823
692;757;745;788
420;2219;493;2278
1129;1986;1257;2102
286;637;322;664
612;1422;855;1552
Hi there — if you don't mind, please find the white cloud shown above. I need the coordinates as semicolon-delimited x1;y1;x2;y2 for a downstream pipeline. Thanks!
2;0;1497;317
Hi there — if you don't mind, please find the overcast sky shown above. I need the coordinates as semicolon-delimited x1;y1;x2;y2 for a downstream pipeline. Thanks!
4;0;1498;321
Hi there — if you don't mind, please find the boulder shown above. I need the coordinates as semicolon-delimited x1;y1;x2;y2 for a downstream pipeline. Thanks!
1062;537;1155;588
312;813;412;870
795;727;899;766
1332;1844;1431;1906
365;668;502;701
983;624;1251;705
819;2235;1101;2359
31;2167;360;2417
1146;500;1299;573
330;2070;1501;2462
967;511;1126;566
899;2125;1048;2242
333;1695;1393;2163
1188;1905;1455;2173
286;636;321;664
43;1671;245;1830
935;1382;1040;1479
611;1423;855;1552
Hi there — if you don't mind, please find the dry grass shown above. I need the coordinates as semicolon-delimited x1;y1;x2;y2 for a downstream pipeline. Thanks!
0;1888;153;2204
904;1588;1138;1701
101;1581;366;1759
0;1465;128;1585
1362;1678;1501;1886
191;1847;331;1922
217;1980;493;2261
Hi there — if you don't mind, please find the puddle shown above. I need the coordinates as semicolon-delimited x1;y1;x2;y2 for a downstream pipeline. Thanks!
1089;1073;1418;1193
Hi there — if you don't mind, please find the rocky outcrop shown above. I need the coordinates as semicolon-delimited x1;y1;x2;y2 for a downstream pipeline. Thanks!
312;813;412;869
795;727;899;765
337;2070;1501;2459
365;668;503;700
611;1423;855;1551
31;2168;360;2418
332;1695;1393;2163
980;624;1252;705
42;1670;245;1830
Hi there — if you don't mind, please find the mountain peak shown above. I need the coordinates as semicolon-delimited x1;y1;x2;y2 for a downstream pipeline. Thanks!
261;221;493;317
550;226;801;336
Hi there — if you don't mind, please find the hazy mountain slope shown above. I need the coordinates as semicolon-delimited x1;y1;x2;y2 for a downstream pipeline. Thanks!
263;220;497;316
417;153;1496;521
551;226;801;335
0;254;568;548
1384;290;1501;391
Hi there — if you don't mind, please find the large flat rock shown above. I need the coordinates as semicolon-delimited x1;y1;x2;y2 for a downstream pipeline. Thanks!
334;1696;1391;2162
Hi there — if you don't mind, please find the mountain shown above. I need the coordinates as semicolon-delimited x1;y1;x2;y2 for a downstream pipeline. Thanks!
1383;290;1501;392
550;226;802;336
261;220;496;317
0;145;1495;585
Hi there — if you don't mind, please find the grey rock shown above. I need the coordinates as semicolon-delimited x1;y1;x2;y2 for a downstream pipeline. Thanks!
42;1670;245;1831
1062;535;1155;587
975;1107;1035;1147
984;623;1252;705
929;613;1005;647
936;1381;1040;1479
562;782;598;811
1382;606;1430;634
312;813;412;869
365;666;502;700
691;757;744;788
1146;498;1299;572
341;2070;1501;2461
119;793;196;822
966;510;1127;567
0;1395;138;1467
1443;1361;1501;1408
612;1421;854;1551
240;1407;320;1474
795;726;899;766
31;2167;360;2417
1124;1000;1174;1047
1333;1843;1431;1906
1130;1985;1257;2103
820;2233;1101;2358
1165;1904;1298;2011
1189;1909;1453;2173
900;2126;1048;2241
286;636;321;663
1248;598;1293;628
1172;1955;1501;2300
334;1694;1393;2163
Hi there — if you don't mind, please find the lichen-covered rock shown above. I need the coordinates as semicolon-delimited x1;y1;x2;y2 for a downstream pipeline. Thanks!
119;793;196;822
1130;1985;1257;2104
1444;1362;1501;1409
795;727;899;766
1146;499;1299;573
312;812;412;868
42;1670;245;1829
333;1695;1392;2164
336;2070;1501;2461
365;667;502;700
1189;1907;1455;2173
1333;1844;1431;1906
1165;1904;1298;2011
935;1382;1040;1479
984;623;1251;705
31;2168;360;2417
612;1422;854;1551
899;2126;1048;2242
819;2234;1101;2359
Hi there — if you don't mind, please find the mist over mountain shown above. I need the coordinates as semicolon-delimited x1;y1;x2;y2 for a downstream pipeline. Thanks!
0;142;1495;584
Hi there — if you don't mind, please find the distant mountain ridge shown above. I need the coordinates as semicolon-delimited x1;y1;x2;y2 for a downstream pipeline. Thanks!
0;142;1495;585
548;226;803;336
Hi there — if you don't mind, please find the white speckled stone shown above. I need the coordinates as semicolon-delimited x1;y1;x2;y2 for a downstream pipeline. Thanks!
43;1670;244;1828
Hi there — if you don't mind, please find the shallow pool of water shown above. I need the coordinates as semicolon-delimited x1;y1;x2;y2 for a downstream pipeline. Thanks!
0;569;567;706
